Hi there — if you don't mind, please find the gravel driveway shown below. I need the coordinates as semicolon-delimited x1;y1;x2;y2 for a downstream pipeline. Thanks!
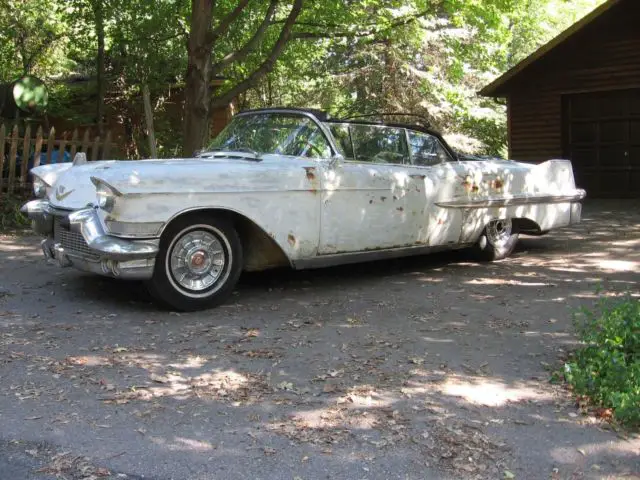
1;200;639;480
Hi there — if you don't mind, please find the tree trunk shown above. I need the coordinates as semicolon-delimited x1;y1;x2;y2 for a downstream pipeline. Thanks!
95;0;106;136
183;0;214;156
142;84;158;158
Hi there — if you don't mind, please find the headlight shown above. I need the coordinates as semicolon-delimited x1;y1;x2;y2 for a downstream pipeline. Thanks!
33;176;48;198
96;183;116;212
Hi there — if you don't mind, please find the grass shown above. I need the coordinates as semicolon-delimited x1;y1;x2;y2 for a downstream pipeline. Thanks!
564;293;640;428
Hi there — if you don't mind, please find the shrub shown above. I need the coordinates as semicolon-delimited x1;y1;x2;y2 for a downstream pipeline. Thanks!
564;295;640;428
0;192;30;232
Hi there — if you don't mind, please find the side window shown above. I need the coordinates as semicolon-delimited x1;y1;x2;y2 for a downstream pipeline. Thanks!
297;128;332;158
408;131;452;166
327;123;354;159
350;125;408;165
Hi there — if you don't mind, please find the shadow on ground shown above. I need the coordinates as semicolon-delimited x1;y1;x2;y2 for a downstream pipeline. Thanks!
0;200;638;479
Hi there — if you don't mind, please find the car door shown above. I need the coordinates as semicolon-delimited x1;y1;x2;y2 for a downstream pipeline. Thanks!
402;129;466;246
318;124;418;254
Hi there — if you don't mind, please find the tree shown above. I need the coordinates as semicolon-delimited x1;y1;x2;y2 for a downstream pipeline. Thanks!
183;0;303;156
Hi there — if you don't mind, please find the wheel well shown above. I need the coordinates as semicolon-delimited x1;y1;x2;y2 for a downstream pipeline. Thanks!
162;208;291;271
512;218;543;235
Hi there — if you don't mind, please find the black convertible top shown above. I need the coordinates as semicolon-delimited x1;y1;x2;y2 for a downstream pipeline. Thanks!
239;107;459;160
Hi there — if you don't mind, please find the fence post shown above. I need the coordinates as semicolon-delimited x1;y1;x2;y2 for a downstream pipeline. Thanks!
81;129;90;154
7;124;19;194
33;126;44;168
102;130;112;160
69;128;79;160
45;127;56;165
91;135;100;161
59;133;68;166
0;124;5;193
20;124;32;187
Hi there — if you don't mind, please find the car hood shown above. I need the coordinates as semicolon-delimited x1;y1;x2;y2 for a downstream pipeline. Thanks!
40;155;312;210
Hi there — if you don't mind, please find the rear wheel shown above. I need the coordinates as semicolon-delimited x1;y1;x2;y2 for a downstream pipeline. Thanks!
147;214;243;311
471;218;519;261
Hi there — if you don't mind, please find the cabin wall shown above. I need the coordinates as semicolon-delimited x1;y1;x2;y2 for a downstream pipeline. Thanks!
504;1;640;196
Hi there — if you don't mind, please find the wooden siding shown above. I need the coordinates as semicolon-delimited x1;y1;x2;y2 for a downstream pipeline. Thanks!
506;1;640;164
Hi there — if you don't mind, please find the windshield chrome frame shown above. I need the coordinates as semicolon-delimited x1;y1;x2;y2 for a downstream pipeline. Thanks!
232;108;341;159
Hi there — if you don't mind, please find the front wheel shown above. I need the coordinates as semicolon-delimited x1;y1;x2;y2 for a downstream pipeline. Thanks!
146;214;243;311
471;218;519;262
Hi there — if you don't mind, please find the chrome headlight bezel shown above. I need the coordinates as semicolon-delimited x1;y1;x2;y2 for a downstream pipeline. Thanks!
96;184;116;212
91;177;121;213
33;176;48;198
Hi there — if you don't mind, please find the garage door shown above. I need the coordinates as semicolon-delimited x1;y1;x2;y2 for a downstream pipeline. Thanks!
563;88;640;197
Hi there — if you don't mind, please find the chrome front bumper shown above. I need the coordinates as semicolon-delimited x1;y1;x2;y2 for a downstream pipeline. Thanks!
21;199;159;280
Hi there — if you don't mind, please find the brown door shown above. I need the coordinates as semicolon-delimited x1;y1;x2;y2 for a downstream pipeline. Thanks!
563;88;640;197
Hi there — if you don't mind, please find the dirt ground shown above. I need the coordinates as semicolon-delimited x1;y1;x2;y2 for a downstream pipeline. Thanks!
1;200;639;480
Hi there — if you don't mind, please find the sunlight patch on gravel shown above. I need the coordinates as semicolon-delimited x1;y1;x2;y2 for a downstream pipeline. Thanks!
149;436;216;452
439;376;552;407
551;438;640;464
466;277;555;287
592;259;638;272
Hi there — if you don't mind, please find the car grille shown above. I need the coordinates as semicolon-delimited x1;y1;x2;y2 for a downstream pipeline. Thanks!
53;216;99;260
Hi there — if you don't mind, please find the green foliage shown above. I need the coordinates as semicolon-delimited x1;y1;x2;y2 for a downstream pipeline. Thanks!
2;0;607;157
0;192;30;232
564;295;640;428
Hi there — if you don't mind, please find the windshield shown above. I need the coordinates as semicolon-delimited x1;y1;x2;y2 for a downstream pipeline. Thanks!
206;113;333;158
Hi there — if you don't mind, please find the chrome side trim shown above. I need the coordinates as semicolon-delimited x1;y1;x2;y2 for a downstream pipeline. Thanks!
435;190;586;208
292;243;472;270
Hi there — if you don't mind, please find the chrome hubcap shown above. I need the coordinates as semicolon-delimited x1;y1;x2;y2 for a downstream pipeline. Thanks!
486;219;512;247
169;230;226;292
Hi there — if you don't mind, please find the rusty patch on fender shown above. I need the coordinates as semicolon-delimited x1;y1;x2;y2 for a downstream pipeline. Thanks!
303;167;320;193
303;167;316;181
287;234;296;247
410;174;426;180
396;207;404;212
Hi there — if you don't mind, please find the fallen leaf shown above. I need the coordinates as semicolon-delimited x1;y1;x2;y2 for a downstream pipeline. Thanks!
150;374;168;383
323;383;337;393
504;470;515;479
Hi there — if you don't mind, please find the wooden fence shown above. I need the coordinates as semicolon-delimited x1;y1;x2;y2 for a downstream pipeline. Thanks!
0;124;114;197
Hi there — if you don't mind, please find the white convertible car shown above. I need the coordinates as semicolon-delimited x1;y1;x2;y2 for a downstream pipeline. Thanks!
22;108;585;310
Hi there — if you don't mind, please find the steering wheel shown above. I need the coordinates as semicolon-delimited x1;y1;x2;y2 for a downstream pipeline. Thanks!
293;140;324;158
